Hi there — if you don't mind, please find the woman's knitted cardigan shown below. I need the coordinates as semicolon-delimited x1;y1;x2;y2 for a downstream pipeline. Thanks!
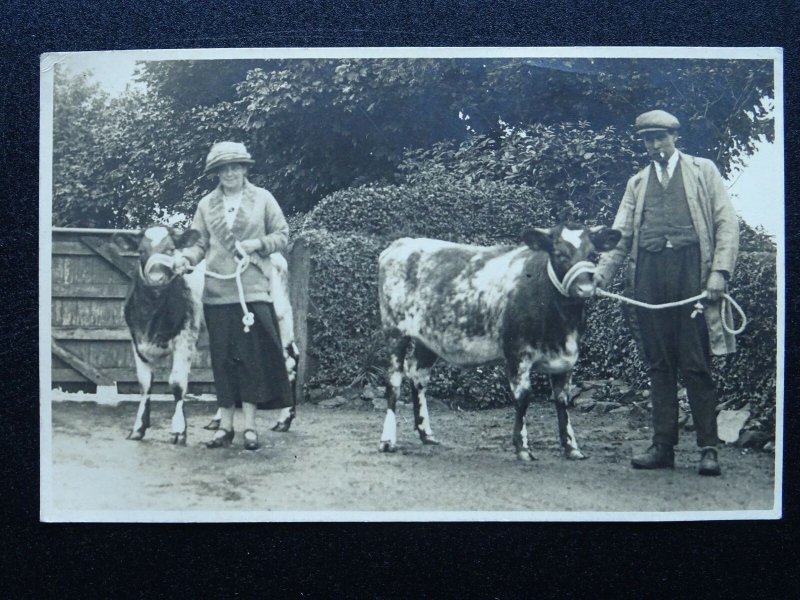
183;180;289;305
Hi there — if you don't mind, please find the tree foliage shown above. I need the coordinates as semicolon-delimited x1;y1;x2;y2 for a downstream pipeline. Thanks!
52;67;117;226
53;57;773;227
481;58;774;175
400;121;641;225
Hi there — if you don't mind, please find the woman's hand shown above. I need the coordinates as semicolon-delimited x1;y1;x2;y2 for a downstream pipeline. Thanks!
237;238;264;255
173;253;191;274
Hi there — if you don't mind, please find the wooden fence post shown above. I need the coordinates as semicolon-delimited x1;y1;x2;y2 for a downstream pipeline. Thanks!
288;238;312;403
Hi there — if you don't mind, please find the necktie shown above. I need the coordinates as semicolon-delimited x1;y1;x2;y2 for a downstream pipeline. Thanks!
659;162;670;190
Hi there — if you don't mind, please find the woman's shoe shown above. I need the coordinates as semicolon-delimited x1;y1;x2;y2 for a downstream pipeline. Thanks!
205;428;234;448
243;429;260;451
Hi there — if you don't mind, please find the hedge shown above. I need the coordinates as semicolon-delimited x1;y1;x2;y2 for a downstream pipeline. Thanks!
300;175;553;244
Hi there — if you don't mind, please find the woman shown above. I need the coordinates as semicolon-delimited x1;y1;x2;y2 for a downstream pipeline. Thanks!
177;141;293;450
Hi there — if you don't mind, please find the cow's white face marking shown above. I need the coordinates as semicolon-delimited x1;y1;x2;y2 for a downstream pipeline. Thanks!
144;226;170;245
561;227;583;249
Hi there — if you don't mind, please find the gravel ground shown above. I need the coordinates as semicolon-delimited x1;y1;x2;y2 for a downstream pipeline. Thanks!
44;395;777;519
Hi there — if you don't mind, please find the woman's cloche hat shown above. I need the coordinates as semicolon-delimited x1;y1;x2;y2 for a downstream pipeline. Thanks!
204;141;255;174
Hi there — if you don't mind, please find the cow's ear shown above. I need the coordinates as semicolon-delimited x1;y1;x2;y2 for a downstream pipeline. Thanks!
522;228;553;252
174;228;201;249
589;227;622;251
111;232;141;252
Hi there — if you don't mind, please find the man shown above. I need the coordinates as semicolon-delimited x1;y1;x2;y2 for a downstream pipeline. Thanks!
594;109;739;476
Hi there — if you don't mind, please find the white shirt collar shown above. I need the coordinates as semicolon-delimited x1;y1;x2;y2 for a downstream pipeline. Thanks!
653;150;681;181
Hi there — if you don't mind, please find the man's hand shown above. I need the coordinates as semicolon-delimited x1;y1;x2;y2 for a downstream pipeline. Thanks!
237;238;264;255
705;270;727;302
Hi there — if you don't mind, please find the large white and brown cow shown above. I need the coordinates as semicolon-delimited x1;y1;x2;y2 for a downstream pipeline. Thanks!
377;223;621;460
112;226;298;444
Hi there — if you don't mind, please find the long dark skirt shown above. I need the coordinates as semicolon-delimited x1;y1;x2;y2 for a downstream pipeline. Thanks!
204;302;293;410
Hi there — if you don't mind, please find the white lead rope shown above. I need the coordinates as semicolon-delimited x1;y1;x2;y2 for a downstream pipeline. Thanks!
595;287;747;335
146;242;255;333
196;241;255;333
546;260;747;336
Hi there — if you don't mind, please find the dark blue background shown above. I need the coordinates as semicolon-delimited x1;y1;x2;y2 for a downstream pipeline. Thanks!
2;1;797;597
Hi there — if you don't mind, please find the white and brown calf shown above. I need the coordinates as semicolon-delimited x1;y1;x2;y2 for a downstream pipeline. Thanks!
377;223;621;460
112;226;204;444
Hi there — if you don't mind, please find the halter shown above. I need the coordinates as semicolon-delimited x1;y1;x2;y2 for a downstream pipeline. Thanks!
546;260;597;297
140;253;180;286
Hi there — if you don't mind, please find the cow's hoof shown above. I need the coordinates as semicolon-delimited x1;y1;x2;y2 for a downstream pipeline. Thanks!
127;429;145;441
203;419;221;431
272;408;295;432
379;440;397;453
171;433;187;445
420;435;440;445
516;450;537;461
271;418;293;432
566;448;587;460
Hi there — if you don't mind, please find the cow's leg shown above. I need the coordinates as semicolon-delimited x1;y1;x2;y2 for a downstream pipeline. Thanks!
204;407;223;430
128;346;152;441
380;332;410;453
167;331;194;445
407;342;439;445
272;406;296;432
508;353;536;461
272;342;299;432
551;372;586;460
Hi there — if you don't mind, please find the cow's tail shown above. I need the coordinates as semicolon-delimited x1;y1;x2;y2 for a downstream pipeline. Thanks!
269;253;298;385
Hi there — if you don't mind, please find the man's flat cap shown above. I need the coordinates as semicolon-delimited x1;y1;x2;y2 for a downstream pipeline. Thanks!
634;110;680;135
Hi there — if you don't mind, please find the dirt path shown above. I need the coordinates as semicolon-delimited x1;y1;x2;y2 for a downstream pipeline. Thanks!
45;397;776;517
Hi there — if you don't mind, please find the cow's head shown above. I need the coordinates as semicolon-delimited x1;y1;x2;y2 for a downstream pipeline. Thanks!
112;226;200;286
522;223;621;298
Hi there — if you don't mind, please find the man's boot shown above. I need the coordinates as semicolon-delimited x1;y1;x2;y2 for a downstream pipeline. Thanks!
698;446;722;476
631;443;675;469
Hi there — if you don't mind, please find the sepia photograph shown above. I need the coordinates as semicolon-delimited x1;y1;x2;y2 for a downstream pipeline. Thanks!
39;47;783;521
